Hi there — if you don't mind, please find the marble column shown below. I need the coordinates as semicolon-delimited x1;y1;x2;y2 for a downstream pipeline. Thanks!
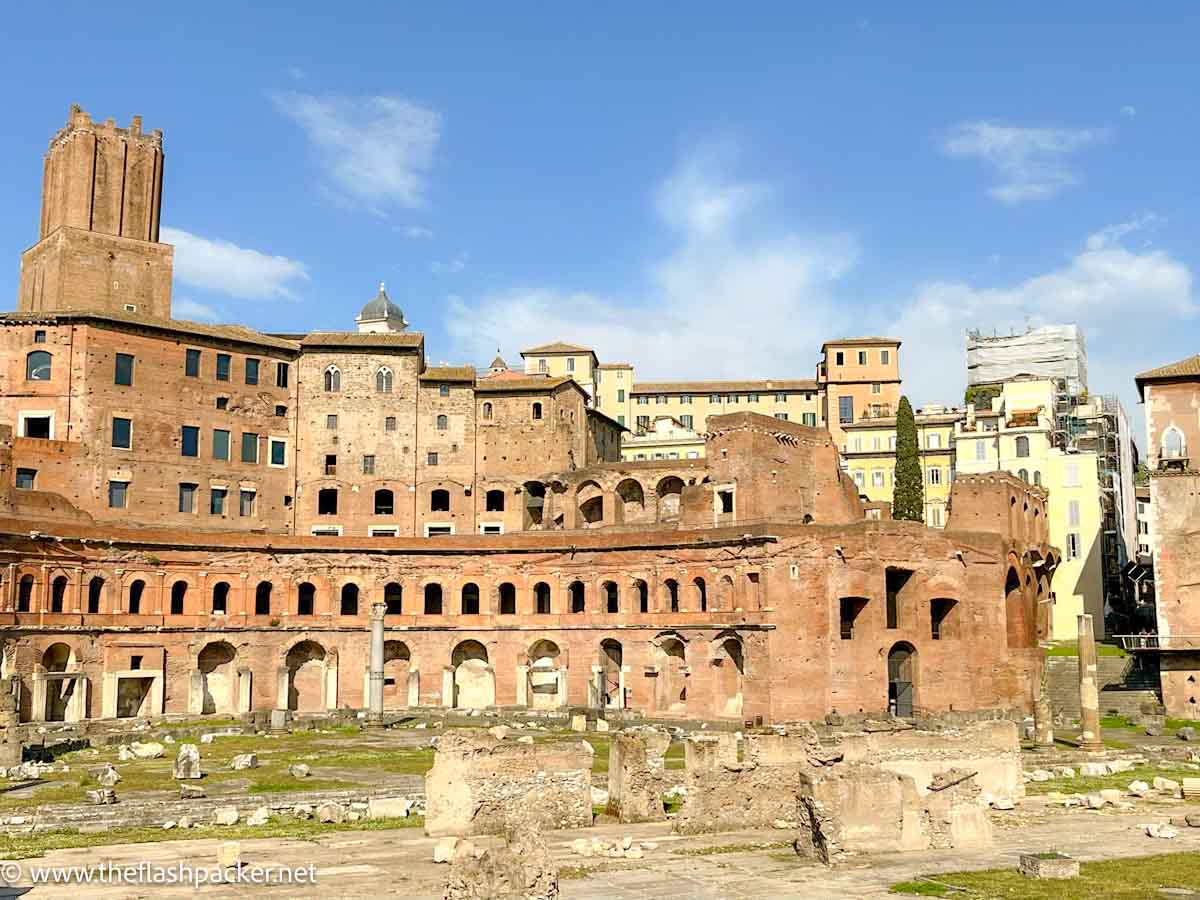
368;602;386;724
1077;614;1104;752
1033;659;1054;750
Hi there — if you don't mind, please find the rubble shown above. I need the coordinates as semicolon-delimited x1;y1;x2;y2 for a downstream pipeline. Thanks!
96;765;121;787
444;823;558;899
230;753;259;770
607;728;671;823
212;806;239;826
173;744;201;780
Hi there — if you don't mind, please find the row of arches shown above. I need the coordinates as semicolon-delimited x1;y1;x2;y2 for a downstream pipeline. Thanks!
12;570;764;617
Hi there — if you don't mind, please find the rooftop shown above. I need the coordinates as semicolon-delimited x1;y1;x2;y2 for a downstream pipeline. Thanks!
295;331;424;350
821;336;902;351
474;375;579;394
1135;353;1200;398
520;341;598;357
419;365;476;383
0;310;299;353
632;379;818;394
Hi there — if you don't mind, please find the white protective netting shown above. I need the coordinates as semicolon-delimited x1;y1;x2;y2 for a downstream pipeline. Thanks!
966;324;1088;395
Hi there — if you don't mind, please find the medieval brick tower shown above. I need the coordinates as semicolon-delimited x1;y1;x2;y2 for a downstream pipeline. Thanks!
16;105;173;319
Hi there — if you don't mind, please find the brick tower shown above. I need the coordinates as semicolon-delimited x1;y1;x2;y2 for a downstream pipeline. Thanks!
16;105;173;319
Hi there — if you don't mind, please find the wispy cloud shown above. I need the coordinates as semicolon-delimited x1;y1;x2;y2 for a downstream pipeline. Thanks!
431;253;467;275
272;92;441;210
942;121;1108;205
163;227;309;300
1120;105;1137;117
173;298;220;321
404;225;434;239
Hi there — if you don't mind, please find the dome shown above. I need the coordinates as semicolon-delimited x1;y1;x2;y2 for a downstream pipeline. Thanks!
356;283;408;332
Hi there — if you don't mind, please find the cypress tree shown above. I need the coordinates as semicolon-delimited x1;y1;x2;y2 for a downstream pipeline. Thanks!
892;395;924;522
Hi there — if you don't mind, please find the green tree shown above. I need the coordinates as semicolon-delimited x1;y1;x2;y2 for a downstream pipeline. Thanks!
893;395;924;522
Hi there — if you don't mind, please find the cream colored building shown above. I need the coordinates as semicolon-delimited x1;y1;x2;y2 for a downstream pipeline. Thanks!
620;415;704;461
520;343;600;400
818;338;902;448
954;378;1104;639
841;405;961;528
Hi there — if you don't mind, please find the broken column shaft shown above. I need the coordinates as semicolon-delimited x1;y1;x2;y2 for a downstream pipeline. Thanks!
1076;614;1104;752
368;602;386;724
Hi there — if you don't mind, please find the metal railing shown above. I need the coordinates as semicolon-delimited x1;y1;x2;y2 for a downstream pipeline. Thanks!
1115;634;1200;652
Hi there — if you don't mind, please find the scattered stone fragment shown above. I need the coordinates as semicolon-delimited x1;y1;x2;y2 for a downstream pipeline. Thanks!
1154;776;1181;795
1099;788;1122;805
1028;769;1053;782
317;802;344;824
1145;823;1179;839
288;763;310;778
162;820;175;830
1052;766;1075;778
247;806;269;826
293;804;314;819
117;746;133;762
487;726;510;741
1185;813;1200;828
625;846;644;859
130;741;165;759
517;735;534;744
570;714;587;732
1079;762;1108;777
991;797;1016;810
595;719;609;733
434;837;459;863
212;806;239;826
1085;793;1106;809
174;743;201;780
230;753;258;770
1128;780;1151;797
177;816;192;829
1178;727;1196;742
217;841;241;870
96;765;121;787
86;788;116;805
642;841;658;850
180;783;205;800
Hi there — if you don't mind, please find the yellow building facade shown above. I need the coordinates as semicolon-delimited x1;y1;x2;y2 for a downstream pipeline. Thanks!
953;378;1105;639
619;415;705;461
841;406;960;528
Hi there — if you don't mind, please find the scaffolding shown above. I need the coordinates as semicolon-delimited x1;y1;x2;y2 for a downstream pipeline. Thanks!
966;324;1088;396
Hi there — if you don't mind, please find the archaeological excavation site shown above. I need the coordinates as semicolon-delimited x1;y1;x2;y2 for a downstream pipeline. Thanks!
0;104;1196;899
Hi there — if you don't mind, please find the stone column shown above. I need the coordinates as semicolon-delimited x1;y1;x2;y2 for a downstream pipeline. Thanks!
1033;660;1054;750
368;602;386;724
1077;614;1104;752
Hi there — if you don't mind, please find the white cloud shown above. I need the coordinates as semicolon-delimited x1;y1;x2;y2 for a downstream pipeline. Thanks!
431;254;467;275
404;225;434;239
1120;105;1137;117
889;217;1194;415
163;227;309;300
942;121;1108;205
173;298;220;321
272;92;441;210
445;149;856;380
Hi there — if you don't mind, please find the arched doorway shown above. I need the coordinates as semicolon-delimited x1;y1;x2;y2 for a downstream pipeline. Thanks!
712;636;745;718
578;481;604;527
527;639;561;709
887;642;917;718
383;640;411;708
286;641;327;712
600;639;623;709
1004;567;1027;648
656;477;684;522
451;640;494;709
655;637;688;714
198;641;237;714
41;643;76;721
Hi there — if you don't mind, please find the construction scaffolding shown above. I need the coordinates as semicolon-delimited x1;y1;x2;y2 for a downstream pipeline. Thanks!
966;325;1088;397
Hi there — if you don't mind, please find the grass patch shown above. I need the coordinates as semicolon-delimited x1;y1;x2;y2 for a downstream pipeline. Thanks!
1044;641;1127;658
891;852;1200;898
1167;717;1200;732
1024;763;1198;796
0;816;424;859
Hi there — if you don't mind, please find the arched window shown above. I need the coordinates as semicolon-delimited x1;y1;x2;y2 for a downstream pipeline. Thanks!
436;414;448;431
424;583;443;615
693;576;707;612
534;582;551;614
255;581;272;615
1017;468;1029;482
1164;427;1186;460
26;351;52;381
604;581;619;613
384;582;402;615
375;367;393;393
87;576;104;614
324;366;341;392
17;575;33;612
499;583;516;615
482;402;493;420
666;578;679;613
297;582;315;616
374;489;394;515
211;582;229;614
532;402;543;420
485;489;505;512
51;575;68;613
461;583;480;615
170;580;187;615
1033;470;1042;486
340;583;359;616
636;579;649;613
431;489;450;512
127;579;145;614
1015;435;1030;458
569;580;585;613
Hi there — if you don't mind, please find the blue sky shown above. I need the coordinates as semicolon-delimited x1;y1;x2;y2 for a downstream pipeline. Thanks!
2;4;1197;432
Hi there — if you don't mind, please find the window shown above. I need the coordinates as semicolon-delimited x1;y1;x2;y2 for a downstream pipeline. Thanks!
374;489;394;515
838;396;854;424
324;366;340;392
858;350;867;365
178;483;196;513
927;433;941;449
436;414;448;431
239;489;256;517
424;583;443;614
108;480;128;508
314;488;338;516
341;584;359;616
532;402;543;420
181;425;200;457
114;353;134;386
718;488;734;514
438;384;450;397
185;349;201;377
636;415;650;432
269;438;287;467
727;393;737;404
1163;428;1185;459
681;414;693;429
537;358;547;373
276;362;289;388
482;402;493;420
881;349;890;365
112;417;132;449
486;489;504;512
1015;435;1030;458
802;412;817;427
1066;532;1081;559
499;583;517;615
216;396;229;410
216;353;231;381
15;468;36;490
431;489;450;512
33;330;46;343
325;454;337;475
1017;468;1028;482
210;487;227;515
241;433;259;463
212;429;230;460
363;454;375;475
929;506;943;527
617;389;625;402
25;351;51;381
774;413;788;421
567;357;575;372
320;415;336;433
835;351;844;366
927;467;942;485
427;451;438;466
871;469;885;488
244;358;259;385
426;525;452;536
376;367;393;393
1064;463;1079;487
618;415;625;426
975;441;986;462
1068;499;1081;527
839;597;866;639
385;416;397;432
655;394;666;405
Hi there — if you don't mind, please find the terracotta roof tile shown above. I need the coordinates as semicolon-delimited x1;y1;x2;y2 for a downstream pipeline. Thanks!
297;331;424;350
520;341;597;356
419;366;476;382
820;336;902;350
474;375;579;394
1136;354;1200;386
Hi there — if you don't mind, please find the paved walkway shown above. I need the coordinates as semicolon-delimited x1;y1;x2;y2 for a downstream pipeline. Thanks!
1;803;1197;898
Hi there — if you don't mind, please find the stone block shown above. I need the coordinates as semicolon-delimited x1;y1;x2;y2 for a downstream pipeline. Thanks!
247;806;269;826
212;806;239;826
607;728;671;823
173;744;201;780
96;765;121;787
288;763;310;778
1182;777;1200;799
180;783;205;800
367;797;413;819
86;788;116;805
1178;727;1197;742
230;753;258;770
216;841;241;870
130;741;165;759
570;715;586;733
1019;853;1079;879
317;802;344;824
